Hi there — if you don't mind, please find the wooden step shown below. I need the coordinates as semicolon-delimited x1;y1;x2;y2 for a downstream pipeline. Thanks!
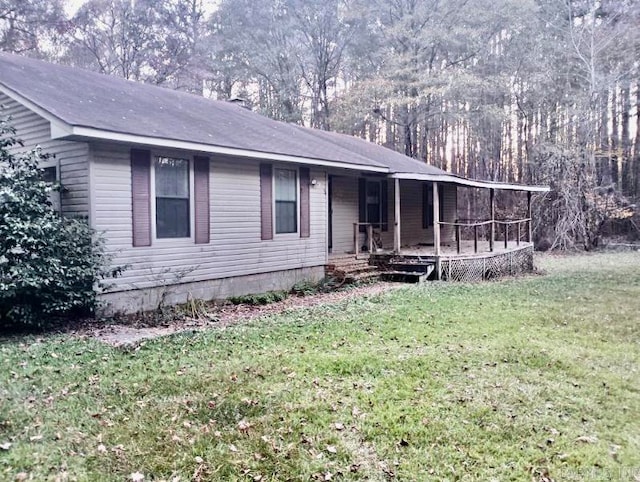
387;263;434;274
328;262;371;272
381;270;431;283
349;270;381;283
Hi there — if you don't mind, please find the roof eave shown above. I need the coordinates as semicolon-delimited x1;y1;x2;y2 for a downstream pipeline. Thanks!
0;82;71;134
54;126;390;174
390;172;550;192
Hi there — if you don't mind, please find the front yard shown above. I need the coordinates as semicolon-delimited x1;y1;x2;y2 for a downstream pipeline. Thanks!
1;252;639;481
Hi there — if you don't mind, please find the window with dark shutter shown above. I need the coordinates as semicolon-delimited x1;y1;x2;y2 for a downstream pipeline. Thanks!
423;183;444;228
155;157;190;238
359;178;386;231
274;168;297;234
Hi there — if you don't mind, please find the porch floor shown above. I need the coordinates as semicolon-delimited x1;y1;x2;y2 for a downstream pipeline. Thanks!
393;240;532;258
329;240;533;260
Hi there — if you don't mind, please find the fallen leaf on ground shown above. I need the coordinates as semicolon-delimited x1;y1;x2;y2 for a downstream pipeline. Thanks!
575;435;598;444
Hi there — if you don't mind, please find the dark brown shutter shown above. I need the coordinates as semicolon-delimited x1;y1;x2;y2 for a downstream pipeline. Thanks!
194;156;210;244
131;149;151;247
358;177;366;233
380;179;388;232
260;163;273;240
422;183;430;228
299;167;310;238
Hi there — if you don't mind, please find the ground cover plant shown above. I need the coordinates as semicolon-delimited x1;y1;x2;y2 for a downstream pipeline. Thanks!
0;252;639;481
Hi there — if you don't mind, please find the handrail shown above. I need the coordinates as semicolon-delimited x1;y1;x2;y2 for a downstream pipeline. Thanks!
438;217;532;254
439;220;493;227
438;218;531;227
352;222;386;228
353;222;385;258
494;218;531;225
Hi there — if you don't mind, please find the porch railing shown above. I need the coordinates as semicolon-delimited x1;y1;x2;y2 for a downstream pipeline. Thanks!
439;218;532;254
353;222;385;258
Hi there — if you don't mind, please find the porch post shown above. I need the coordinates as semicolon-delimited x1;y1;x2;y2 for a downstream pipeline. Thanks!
433;182;441;280
527;191;533;243
433;182;441;255
489;188;495;252
394;178;401;254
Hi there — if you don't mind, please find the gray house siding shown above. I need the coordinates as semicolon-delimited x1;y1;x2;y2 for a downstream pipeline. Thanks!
0;92;90;218
90;142;328;312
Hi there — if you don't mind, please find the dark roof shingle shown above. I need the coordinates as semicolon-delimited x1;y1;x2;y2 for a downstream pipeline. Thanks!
0;52;443;173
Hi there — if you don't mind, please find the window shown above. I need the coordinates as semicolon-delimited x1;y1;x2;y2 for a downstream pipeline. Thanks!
366;181;382;225
358;178;388;232
41;166;57;183
422;183;444;228
155;157;190;238
274;168;297;234
39;166;60;213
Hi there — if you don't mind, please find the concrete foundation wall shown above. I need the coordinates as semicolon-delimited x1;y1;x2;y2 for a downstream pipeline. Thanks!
98;265;325;315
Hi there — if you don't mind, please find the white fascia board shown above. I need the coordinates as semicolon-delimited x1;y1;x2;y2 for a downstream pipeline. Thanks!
391;172;550;192
50;121;74;138
56;126;390;174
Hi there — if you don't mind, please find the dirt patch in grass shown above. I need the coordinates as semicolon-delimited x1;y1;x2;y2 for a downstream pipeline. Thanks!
79;282;400;347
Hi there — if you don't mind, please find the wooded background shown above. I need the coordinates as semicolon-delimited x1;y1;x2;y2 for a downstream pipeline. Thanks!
1;0;639;249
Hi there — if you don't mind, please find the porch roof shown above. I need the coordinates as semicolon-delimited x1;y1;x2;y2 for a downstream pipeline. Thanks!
390;172;550;192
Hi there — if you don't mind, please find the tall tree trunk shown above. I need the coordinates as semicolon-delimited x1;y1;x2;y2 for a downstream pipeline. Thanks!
611;87;619;187
634;83;640;200
620;83;631;196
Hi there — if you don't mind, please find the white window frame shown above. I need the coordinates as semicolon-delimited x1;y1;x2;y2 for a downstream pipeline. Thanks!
150;153;195;244
272;165;300;238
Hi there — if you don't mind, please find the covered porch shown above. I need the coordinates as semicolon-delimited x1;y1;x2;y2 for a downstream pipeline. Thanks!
328;171;548;281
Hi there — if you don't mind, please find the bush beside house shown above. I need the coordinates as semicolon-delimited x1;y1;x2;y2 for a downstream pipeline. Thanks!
0;119;115;330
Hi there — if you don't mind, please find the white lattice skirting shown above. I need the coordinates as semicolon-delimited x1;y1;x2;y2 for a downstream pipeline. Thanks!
439;246;534;282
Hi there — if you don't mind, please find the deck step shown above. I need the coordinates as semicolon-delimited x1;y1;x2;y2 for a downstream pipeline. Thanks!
327;262;370;272
348;270;381;283
387;263;434;274
326;255;381;283
381;270;431;283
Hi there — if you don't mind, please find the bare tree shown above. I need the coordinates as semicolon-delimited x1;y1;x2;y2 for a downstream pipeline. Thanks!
0;0;66;56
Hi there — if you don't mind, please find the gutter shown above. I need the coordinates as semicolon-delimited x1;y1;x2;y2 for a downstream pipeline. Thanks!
390;172;550;192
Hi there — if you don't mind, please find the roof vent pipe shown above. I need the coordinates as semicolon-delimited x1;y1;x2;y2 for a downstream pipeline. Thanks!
228;96;251;110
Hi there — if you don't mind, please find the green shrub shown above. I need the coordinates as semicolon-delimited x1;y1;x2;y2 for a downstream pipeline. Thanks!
0;119;118;330
227;290;289;306
290;280;319;296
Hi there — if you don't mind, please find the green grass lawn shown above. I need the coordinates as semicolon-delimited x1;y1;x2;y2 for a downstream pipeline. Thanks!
1;252;639;481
